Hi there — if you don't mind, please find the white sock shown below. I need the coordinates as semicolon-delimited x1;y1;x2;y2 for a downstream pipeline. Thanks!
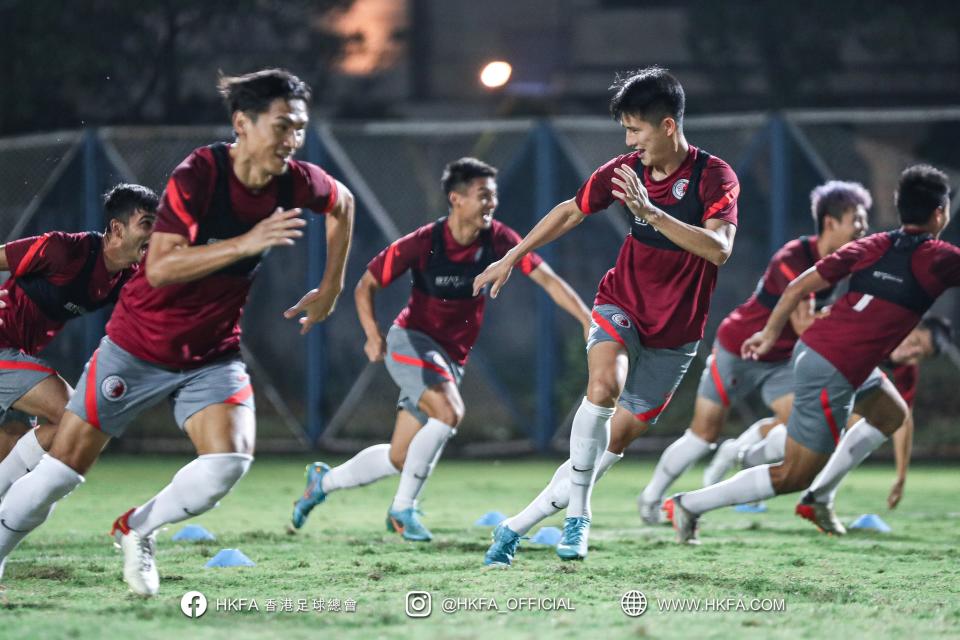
567;399;615;518
680;465;775;515
391;418;453;511
505;450;623;535
0;455;83;560
641;429;713;504
742;424;787;467
321;444;399;494
0;429;46;499
127;453;253;536
807;419;887;504
733;418;770;452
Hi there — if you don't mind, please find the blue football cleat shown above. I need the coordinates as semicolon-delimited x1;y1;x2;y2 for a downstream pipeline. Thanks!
483;523;522;567
291;462;330;529
556;516;591;560
386;507;433;542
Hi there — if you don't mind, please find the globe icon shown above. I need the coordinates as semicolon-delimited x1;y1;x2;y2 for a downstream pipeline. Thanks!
621;590;648;617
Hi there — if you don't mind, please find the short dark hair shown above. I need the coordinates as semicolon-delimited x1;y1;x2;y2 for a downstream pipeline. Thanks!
895;164;950;225
609;66;685;127
440;157;498;197
103;183;158;233
809;180;872;234
920;314;953;355
217;68;312;117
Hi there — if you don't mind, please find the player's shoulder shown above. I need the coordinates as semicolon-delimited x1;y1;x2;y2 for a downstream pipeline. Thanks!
285;157;332;183
698;148;737;179
594;151;642;175
772;235;811;262
923;237;960;262
489;218;522;239
170;145;217;181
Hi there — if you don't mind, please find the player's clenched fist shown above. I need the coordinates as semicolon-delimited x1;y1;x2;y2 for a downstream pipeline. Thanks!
741;330;776;360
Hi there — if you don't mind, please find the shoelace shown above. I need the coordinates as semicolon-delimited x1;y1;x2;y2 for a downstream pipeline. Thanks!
563;520;585;545
137;536;155;573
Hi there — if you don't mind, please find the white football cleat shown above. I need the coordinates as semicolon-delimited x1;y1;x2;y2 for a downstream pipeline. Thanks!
637;495;664;526
703;439;740;486
111;508;159;597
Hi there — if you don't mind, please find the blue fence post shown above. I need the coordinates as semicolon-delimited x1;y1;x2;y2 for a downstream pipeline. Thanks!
769;115;790;255
533;122;557;452
304;127;328;445
83;129;104;356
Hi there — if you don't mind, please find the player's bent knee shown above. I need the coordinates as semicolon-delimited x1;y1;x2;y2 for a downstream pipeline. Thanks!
586;380;619;407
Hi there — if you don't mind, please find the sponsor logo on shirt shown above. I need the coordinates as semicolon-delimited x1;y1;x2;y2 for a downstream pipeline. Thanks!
101;375;128;402
64;302;88;316
672;178;690;200
872;270;904;284
435;275;470;288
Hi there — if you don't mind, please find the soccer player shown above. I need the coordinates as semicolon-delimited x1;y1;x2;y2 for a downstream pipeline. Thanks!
639;180;871;522
476;67;740;565
0;69;355;596
291;157;592;541
0;184;158;497
671;164;959;544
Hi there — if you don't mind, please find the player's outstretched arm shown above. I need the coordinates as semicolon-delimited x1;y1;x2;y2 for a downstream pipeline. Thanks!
528;262;592;340
354;269;385;362
0;245;8;272
284;183;356;335
742;266;831;359
146;208;306;287
888;411;913;509
611;164;735;265
473;198;585;298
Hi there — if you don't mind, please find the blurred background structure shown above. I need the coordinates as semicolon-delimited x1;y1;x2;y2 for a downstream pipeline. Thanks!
0;1;958;457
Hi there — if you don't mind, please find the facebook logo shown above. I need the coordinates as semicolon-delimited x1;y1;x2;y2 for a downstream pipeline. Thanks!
180;591;208;618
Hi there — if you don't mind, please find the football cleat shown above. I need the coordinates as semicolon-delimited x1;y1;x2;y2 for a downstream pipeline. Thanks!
555;516;590;560
291;462;330;530
483;523;522;567
796;492;846;535
111;508;159;597
671;495;701;545
703;439;740;486
661;496;676;524
386;507;433;542
638;495;664;526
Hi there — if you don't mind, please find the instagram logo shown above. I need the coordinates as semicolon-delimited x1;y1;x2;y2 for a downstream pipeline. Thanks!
405;591;432;618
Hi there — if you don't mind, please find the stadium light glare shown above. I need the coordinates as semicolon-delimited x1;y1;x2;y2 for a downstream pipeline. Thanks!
480;61;512;89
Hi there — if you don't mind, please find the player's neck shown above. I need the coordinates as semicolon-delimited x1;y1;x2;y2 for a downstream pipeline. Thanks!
101;235;127;275
901;222;938;237
229;143;274;190
648;136;689;180
446;213;481;246
816;234;835;257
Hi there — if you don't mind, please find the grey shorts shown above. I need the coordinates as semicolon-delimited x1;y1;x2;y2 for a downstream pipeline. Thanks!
696;342;794;409
0;348;56;425
787;341;884;454
384;326;464;425
587;304;699;425
66;336;255;438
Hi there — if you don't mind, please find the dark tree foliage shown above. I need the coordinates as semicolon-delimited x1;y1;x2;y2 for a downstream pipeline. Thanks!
0;0;354;133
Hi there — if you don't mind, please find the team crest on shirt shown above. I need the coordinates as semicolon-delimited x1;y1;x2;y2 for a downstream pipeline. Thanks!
672;178;690;200
101;375;128;402
611;313;632;328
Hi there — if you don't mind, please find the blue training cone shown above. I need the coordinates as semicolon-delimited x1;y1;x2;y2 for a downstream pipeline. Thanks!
529;526;562;546
172;524;216;542
734;502;768;513
474;511;507;526
205;548;256;568
848;513;892;533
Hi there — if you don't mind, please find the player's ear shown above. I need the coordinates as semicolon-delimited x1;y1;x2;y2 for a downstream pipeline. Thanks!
232;111;247;138
448;190;458;209
662;116;677;136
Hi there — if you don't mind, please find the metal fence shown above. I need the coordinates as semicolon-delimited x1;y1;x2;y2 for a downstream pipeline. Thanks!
2;108;958;456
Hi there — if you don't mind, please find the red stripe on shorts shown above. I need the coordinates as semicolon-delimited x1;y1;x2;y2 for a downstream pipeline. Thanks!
709;349;731;407
390;352;452;381
819;388;841;445
224;383;253;405
85;349;101;430
590;310;627;349
0;360;56;376
635;392;675;423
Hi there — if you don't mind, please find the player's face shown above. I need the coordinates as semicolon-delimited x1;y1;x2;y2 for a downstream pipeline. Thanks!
119;209;157;264
451;177;498;230
239;98;308;176
621;114;671;167
837;205;869;243
889;327;935;365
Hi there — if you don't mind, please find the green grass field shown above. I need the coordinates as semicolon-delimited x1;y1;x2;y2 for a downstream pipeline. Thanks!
2;456;958;639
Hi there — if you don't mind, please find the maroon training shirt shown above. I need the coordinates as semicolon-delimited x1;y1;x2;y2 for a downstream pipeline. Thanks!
366;219;542;365
106;145;339;368
717;235;822;362
0;232;134;355
802;231;960;386
576;146;739;348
